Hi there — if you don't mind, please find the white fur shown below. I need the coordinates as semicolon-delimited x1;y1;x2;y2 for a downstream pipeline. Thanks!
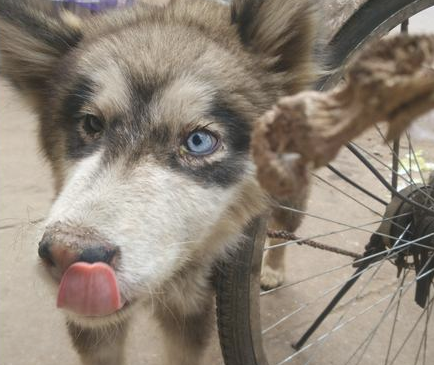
46;150;242;317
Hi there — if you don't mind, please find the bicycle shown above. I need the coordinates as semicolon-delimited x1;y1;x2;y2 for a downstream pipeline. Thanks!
215;1;434;364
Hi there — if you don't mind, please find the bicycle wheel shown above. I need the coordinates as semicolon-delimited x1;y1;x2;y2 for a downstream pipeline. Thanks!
320;0;434;89
216;1;434;365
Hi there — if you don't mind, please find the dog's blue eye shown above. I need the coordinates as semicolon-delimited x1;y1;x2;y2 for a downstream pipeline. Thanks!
185;131;218;155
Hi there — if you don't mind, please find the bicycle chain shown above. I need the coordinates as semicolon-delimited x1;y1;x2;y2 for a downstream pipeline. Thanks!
267;230;363;260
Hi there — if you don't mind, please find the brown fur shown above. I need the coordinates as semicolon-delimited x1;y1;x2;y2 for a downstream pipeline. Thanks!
0;0;318;363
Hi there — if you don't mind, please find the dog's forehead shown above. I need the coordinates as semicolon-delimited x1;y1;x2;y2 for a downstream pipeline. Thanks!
55;20;270;184
75;28;236;123
151;76;216;127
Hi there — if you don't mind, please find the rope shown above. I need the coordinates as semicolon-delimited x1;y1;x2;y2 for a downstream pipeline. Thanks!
267;230;363;260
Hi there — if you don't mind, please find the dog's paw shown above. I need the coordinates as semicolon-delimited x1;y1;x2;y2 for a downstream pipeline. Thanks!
260;266;285;290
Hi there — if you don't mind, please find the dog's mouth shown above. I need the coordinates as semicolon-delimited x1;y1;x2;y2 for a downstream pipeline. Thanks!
57;262;127;317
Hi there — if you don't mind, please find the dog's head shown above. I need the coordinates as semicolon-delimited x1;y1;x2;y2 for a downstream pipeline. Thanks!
0;0;317;322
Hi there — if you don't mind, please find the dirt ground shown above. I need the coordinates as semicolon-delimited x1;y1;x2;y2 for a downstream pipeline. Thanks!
1;7;434;365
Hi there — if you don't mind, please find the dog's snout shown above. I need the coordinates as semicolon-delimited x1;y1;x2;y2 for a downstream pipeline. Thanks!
38;224;119;275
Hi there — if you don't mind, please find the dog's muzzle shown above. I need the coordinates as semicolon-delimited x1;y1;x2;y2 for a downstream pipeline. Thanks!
38;223;124;316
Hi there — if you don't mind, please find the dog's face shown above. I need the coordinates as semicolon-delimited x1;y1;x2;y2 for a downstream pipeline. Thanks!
0;0;316;322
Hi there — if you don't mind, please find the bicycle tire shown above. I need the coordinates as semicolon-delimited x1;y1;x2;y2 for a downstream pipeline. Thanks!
215;1;434;365
216;217;268;365
321;0;434;89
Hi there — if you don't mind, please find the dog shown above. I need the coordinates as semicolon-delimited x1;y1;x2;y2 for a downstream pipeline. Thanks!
0;0;316;364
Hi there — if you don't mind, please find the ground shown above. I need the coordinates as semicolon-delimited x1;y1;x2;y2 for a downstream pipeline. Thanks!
1;8;434;365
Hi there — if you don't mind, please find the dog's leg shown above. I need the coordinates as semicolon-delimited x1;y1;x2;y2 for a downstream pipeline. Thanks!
261;220;287;290
155;296;213;365
261;190;308;290
67;320;129;365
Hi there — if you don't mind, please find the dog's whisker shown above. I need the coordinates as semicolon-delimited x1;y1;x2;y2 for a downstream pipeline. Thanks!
145;282;156;316
158;289;183;330
166;240;199;248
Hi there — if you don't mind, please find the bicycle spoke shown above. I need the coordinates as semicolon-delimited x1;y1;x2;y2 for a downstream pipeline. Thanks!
408;133;413;183
263;232;434;299
351;141;434;207
311;172;384;217
261;256;387;297
326;164;388;205
389;295;434;365
262;227;413;300
422;292;433;365
384;269;408;365
351;141;415;187
264;226;412;334
405;132;434;219
405;131;427;185
264;212;411;251
405;131;432;210
276;288;406;365
349;271;409;365
375;126;416;185
414;318;425;365
392;137;400;190
409;241;434;251
262;256;397;334
297;225;413;365
302;236;401;365
374;127;434;204
265;239;434;303
275;265;434;365
276;205;423;244
263;229;434;365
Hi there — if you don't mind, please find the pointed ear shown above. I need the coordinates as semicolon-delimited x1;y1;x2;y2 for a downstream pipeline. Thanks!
231;0;318;94
0;0;83;109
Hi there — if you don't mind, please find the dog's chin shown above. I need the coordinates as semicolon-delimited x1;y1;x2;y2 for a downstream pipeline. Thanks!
64;299;140;328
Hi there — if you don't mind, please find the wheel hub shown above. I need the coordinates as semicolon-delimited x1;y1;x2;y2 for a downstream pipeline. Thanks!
368;182;434;308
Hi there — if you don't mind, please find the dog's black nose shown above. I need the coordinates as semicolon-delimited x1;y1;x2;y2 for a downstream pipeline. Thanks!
38;239;55;266
79;246;119;264
38;224;119;275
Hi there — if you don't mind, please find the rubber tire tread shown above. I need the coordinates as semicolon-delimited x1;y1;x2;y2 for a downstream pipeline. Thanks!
328;0;434;68
216;239;257;365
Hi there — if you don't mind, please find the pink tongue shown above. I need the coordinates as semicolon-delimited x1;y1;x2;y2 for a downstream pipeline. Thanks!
57;262;123;317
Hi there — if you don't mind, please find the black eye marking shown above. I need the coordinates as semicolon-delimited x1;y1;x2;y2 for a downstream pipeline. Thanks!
168;98;252;187
61;77;104;159
80;114;104;138
62;77;95;121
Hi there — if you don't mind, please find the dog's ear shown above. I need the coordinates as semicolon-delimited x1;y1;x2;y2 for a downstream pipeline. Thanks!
231;0;317;94
0;0;83;110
